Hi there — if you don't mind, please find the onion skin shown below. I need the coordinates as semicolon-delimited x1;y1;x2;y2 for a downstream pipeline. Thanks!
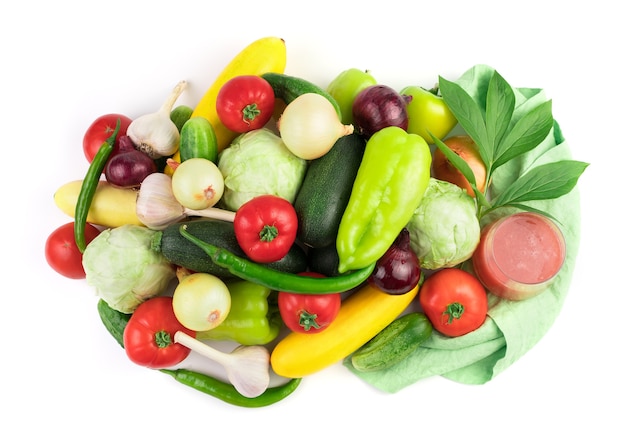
368;228;421;295
105;136;158;188
352;85;411;138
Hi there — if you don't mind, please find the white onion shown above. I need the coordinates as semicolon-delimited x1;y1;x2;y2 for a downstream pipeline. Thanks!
278;93;354;160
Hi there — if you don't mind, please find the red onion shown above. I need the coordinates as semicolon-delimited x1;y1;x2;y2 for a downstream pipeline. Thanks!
368;228;421;295
352;85;412;138
104;135;158;188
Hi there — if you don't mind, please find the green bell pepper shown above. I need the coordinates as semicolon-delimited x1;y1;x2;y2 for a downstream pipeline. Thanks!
336;126;431;273
196;279;282;345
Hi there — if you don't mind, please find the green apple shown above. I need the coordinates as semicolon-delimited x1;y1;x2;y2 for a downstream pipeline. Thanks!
326;68;377;125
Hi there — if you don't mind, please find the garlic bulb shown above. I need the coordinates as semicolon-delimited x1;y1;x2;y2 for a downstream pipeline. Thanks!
127;80;187;159
136;172;235;230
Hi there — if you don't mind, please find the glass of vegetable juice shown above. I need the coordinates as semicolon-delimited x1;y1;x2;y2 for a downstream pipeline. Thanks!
472;212;566;301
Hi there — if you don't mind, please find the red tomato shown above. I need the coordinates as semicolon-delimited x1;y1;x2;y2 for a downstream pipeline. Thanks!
419;268;488;337
123;296;196;369
278;272;341;334
216;75;275;133
45;222;101;279
234;194;298;263
83;113;133;163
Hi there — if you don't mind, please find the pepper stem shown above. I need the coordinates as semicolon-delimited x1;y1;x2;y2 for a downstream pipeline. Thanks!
443;302;464;325
298;310;321;331
259;224;279;242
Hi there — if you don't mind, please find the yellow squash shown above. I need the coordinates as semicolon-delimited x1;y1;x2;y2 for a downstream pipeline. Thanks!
54;180;143;228
270;283;419;378
191;36;287;153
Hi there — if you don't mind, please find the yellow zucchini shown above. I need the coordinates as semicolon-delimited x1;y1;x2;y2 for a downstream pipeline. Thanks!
54;180;143;228
270;283;419;378
191;36;287;153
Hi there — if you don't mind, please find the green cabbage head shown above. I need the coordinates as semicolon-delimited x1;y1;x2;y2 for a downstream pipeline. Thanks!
218;128;307;211
406;178;480;270
83;224;176;313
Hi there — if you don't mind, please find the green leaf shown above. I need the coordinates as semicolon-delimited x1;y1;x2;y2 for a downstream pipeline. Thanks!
431;134;477;187
438;76;490;163
485;71;515;153
493;100;554;170
492;160;589;207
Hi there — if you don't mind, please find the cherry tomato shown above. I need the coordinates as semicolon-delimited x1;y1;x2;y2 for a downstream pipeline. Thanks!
419;268;488;337
400;85;457;144
234;194;298;263
216;75;275;133
278;272;341;334
83;113;133;163
432;135;487;197
45;222;101;279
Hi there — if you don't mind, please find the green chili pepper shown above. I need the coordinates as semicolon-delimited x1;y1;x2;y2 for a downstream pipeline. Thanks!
180;225;375;293
96;298;300;408
160;369;301;408
196;279;282;345
336;126;431;273
74;118;121;252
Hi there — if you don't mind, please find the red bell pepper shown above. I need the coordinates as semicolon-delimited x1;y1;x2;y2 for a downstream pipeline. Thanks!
123;296;196;369
234;194;298;263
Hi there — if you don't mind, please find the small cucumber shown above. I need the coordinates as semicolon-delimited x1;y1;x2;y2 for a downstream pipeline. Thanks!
170;105;194;133
294;133;365;248
179;117;218;163
97;299;131;347
262;72;342;118
154;218;308;278
350;312;433;372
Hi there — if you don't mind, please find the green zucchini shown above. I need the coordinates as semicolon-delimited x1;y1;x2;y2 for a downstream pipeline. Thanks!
307;243;341;277
294;133;366;248
262;72;342;118
153;218;308;278
350;312;433;372
170;104;194;133
179;117;218;163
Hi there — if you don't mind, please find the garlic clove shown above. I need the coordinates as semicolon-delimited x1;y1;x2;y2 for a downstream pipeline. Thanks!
127;80;188;159
136;173;186;230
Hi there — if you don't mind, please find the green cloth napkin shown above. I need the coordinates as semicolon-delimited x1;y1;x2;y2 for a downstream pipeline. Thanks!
344;64;582;391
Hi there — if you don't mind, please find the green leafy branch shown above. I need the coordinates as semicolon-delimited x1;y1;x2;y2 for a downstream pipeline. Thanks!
433;69;588;218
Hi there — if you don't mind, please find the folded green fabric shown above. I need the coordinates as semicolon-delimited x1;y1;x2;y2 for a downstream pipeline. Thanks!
344;64;582;392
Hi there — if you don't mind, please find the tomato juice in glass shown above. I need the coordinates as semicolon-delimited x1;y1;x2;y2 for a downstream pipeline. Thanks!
472;212;566;301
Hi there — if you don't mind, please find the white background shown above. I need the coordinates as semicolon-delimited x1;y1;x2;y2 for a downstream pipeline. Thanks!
2;1;622;436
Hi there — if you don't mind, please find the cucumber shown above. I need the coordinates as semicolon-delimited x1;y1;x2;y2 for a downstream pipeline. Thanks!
294;133;366;248
170;105;194;133
179;117;218;163
350;312;433;372
97;299;130;347
153;218;308;278
262;72;342;118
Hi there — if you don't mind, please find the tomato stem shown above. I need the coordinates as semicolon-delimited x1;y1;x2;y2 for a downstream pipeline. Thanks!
242;103;261;123
259;224;279;242
298;310;321;331
443;302;464;324
155;330;173;348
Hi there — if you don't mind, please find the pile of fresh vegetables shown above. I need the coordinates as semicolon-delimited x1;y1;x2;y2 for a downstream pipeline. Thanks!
45;36;588;407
